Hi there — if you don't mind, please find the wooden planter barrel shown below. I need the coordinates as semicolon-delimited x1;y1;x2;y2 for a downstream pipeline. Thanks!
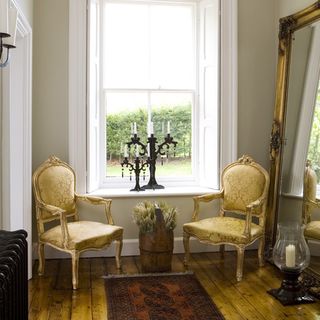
139;208;174;272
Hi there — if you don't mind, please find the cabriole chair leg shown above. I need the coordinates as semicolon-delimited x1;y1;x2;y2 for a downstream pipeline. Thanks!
115;239;123;269
71;251;80;290
183;232;190;266
258;236;265;267
236;246;245;282
38;243;45;276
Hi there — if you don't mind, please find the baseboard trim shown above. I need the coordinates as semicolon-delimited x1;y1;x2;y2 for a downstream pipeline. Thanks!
32;237;258;260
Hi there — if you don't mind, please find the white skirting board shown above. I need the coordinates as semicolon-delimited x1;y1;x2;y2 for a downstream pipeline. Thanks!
32;237;259;260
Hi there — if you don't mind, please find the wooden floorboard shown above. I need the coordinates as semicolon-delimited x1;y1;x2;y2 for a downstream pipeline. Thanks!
28;251;320;320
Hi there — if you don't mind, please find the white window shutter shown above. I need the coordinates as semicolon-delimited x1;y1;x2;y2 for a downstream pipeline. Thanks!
198;0;220;189
87;0;100;192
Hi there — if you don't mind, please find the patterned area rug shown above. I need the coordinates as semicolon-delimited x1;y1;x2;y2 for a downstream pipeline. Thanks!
104;272;224;320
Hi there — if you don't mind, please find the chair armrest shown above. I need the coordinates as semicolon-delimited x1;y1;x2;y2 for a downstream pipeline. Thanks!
308;198;320;208
246;197;265;213
303;198;320;224
244;196;267;239
37;202;70;248
37;201;65;215
75;194;114;225
192;191;223;221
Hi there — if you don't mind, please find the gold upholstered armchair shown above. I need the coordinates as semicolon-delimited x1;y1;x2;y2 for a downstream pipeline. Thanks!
303;161;320;242
183;155;269;281
32;156;123;289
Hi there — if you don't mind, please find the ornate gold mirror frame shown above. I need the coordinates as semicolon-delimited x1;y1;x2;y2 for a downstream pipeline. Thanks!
267;1;320;257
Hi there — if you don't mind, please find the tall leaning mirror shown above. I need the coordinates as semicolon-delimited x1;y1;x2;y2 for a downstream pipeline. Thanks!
267;1;320;278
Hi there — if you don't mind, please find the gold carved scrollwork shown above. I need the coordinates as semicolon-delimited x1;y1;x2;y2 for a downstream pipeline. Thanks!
48;155;64;165
270;121;281;161
278;16;297;55
279;16;297;40
237;155;254;165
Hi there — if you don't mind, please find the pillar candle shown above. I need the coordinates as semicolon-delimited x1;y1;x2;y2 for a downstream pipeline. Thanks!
148;121;154;136
133;122;137;134
167;121;170;134
285;244;295;268
147;143;150;157
124;144;128;157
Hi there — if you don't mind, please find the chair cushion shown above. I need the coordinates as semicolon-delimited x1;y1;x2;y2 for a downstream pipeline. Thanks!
40;221;123;251
183;216;263;245
305;221;320;241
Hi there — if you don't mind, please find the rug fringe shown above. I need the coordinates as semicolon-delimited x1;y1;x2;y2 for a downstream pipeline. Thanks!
102;271;194;279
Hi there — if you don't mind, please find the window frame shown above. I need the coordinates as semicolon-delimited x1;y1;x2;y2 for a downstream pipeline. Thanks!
100;0;198;188
69;0;237;194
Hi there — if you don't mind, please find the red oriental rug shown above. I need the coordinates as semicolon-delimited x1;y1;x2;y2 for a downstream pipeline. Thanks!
104;272;225;320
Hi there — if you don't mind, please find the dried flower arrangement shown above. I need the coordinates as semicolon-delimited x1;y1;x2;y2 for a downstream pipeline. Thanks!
132;201;177;234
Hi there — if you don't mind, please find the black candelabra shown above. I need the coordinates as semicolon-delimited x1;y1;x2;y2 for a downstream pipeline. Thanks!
121;127;177;191
143;133;177;189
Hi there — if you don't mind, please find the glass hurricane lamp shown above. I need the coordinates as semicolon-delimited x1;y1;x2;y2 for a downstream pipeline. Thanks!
267;222;315;305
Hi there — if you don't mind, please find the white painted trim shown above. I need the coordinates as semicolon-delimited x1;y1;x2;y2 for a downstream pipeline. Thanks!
69;0;237;193
69;0;87;194
288;25;320;195
33;237;258;259
220;0;238;170
1;0;33;279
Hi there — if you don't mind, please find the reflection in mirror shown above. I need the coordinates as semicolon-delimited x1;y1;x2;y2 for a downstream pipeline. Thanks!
302;161;320;274
282;22;320;197
279;20;320;278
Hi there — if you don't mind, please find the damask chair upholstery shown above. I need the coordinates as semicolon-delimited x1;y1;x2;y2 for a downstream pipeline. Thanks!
303;161;320;242
32;156;123;290
183;155;270;281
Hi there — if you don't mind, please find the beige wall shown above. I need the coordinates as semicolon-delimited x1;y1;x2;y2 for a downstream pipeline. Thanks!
277;0;315;18
33;0;300;245
33;0;69;171
238;0;277;168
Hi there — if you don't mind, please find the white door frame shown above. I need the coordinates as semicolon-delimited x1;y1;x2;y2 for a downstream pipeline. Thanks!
1;1;32;279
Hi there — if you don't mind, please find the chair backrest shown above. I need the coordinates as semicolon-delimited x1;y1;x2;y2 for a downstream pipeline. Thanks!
33;156;77;222
303;160;317;203
221;155;269;214
303;160;318;223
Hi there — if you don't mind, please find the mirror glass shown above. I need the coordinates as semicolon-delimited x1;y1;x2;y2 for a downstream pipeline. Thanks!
279;20;320;275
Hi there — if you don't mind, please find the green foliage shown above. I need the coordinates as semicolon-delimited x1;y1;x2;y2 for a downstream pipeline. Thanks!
106;105;192;160
307;89;320;179
132;201;177;234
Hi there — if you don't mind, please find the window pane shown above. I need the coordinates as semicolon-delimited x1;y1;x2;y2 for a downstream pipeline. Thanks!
103;3;149;88
150;92;192;176
149;5;195;89
105;91;192;178
106;92;148;177
103;2;195;89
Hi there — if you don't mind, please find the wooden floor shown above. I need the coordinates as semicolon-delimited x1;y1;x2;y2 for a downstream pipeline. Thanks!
28;251;320;320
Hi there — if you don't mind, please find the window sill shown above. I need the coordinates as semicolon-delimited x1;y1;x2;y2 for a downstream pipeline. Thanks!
89;186;216;198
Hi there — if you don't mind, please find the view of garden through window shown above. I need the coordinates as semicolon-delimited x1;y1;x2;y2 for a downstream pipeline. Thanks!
307;79;320;178
103;2;195;179
106;93;192;177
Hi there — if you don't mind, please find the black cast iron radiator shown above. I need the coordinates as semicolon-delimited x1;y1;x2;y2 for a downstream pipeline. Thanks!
0;229;28;320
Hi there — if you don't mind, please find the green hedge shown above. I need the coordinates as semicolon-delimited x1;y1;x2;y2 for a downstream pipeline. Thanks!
106;105;192;161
